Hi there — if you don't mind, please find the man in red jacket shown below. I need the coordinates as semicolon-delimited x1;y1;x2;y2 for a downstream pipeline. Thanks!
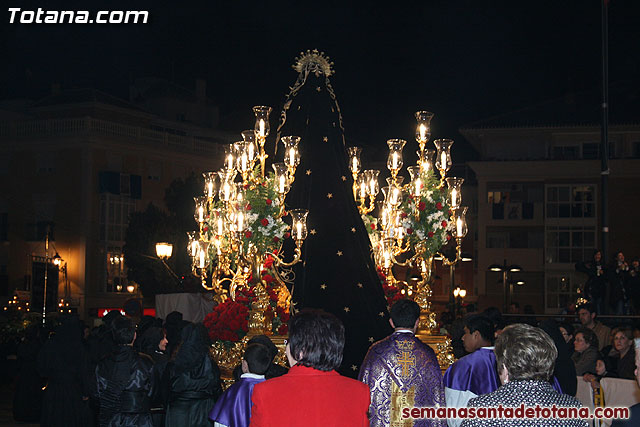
250;309;370;426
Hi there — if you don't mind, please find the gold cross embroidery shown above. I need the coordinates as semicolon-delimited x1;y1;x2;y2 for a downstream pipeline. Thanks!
397;341;415;378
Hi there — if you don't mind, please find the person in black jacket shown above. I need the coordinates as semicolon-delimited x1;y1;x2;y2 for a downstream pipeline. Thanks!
576;249;607;315
539;319;577;396
139;326;170;426
163;322;222;427
96;316;155;427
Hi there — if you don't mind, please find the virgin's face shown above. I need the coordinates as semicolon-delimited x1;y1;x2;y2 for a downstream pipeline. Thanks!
614;332;631;353
574;333;589;353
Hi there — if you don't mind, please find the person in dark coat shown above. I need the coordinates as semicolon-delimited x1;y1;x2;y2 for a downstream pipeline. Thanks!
611;338;640;426
38;315;92;427
604;327;636;380
96;316;155;427
139;326;170;426
163;322;222;426
539;319;577;396
12;325;44;422
572;327;600;375
576;249;607;314
163;311;183;358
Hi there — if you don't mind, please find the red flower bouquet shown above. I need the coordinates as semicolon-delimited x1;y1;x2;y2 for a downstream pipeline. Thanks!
203;300;249;345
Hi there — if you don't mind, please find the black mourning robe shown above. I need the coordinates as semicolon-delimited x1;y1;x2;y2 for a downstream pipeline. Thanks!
96;345;155;427
275;52;392;377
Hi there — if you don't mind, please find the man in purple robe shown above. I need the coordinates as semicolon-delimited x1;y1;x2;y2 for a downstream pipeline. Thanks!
443;314;498;427
359;299;446;426
209;343;270;427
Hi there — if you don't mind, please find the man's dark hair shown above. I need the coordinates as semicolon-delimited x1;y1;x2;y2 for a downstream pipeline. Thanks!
112;316;136;345
390;299;420;328
577;303;595;315
464;314;495;344
247;335;278;362
288;309;345;371
244;343;271;375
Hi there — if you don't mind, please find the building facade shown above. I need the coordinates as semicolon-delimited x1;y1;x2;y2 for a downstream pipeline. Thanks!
0;82;234;319
462;92;640;313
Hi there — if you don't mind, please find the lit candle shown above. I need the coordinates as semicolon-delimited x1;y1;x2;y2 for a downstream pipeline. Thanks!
259;119;265;137
223;183;230;200
456;217;463;237
207;182;214;198
199;250;206;268
279;175;285;193
289;148;296;166
352;157;358;172
238;212;244;231
360;181;367;199
369;179;375;195
392;187;399;205
415;178;422;197
190;241;198;257
296;221;302;240
392;152;398;169
227;154;234;170
419;124;427;141
217;218;223;235
198;206;204;223
441;151;447;170
241;153;247;171
383;250;391;268
248;143;255;161
451;189;458;207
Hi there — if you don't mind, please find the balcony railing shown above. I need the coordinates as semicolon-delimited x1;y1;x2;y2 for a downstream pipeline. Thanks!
0;117;225;156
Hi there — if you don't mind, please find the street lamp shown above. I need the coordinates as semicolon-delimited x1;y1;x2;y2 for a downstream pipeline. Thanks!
444;252;472;314
453;286;467;316
155;242;173;260
487;259;523;312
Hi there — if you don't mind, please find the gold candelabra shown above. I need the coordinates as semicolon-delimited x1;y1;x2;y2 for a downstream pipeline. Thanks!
349;111;468;335
189;106;308;335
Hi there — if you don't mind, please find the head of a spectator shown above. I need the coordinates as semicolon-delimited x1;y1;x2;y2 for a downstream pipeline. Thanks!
494;323;557;384
596;357;607;376
138;327;167;355
558;322;574;344
112;316;136;346
389;299;420;332
102;309;123;329
173;322;210;374
634;338;640;388
616;251;625;264
574;327;598;353
462;314;494;353
286;309;345;371
593;249;602;263
614;327;634;358
577;303;597;328
242;343;271;375
247;335;278;364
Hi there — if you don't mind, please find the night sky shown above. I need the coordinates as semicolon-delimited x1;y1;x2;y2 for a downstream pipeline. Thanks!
2;0;639;160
